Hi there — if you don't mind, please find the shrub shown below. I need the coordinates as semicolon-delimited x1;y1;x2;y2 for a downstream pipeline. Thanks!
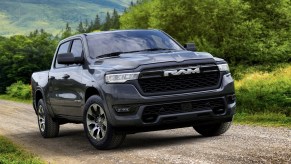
236;66;291;116
6;81;31;100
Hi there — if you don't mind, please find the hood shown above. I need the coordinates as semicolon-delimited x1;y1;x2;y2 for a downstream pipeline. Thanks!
92;50;215;71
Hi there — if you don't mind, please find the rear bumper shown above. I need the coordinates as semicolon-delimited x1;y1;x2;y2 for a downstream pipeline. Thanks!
101;73;236;128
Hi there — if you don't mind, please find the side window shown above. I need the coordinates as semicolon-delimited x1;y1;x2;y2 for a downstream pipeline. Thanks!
70;39;83;58
55;41;70;68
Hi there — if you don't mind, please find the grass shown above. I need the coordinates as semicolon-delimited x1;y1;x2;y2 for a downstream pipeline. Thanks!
0;95;31;104
235;65;291;116
234;113;291;128
0;136;44;164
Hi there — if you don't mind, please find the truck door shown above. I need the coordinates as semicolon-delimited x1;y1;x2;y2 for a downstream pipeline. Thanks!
48;39;84;117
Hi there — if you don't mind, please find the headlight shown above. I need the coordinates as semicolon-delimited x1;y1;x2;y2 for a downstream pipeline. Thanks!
105;72;140;83
217;63;230;72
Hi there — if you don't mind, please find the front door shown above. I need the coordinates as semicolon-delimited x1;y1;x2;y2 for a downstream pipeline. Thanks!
48;39;85;117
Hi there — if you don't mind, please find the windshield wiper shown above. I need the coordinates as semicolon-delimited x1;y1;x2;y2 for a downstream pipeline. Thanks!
97;52;124;58
120;48;176;54
135;48;176;52
97;48;176;58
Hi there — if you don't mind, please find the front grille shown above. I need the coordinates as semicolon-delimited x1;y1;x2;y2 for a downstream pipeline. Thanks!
142;98;225;123
138;65;221;94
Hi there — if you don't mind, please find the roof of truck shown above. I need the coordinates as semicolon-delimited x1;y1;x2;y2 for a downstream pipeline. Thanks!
60;29;161;43
86;29;159;36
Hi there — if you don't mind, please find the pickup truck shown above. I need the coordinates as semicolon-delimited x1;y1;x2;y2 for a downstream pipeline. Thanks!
31;29;236;150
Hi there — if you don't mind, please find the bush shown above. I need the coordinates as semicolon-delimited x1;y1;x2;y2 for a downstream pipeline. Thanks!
121;0;291;65
6;81;31;100
236;66;291;116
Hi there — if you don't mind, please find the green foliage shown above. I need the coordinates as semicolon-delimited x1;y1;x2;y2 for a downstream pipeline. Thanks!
120;0;151;29
234;113;291;128
99;9;121;31
6;81;31;100
111;9;121;29
0;30;58;93
230;63;290;80
120;0;291;65
0;136;43;164
236;66;291;116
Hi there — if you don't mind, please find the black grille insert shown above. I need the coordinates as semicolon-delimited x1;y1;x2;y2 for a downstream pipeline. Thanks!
142;98;225;123
138;65;220;94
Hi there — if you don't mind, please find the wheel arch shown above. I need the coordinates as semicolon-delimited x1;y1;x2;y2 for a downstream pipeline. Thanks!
85;87;101;102
33;88;45;113
35;90;43;107
34;88;55;118
84;87;114;125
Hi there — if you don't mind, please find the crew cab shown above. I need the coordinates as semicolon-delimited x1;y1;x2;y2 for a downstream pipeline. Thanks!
31;29;236;149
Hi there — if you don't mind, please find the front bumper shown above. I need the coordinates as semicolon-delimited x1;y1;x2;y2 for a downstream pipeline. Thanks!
101;73;236;128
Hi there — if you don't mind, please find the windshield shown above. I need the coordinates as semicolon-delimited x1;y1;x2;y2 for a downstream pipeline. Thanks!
86;30;183;58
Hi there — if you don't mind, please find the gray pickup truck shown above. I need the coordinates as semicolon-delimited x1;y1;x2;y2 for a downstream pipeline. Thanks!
31;29;236;149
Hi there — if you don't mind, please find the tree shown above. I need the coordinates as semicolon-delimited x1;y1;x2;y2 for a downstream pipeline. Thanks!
0;31;58;93
86;20;95;32
240;0;291;63
84;19;89;31
120;0;291;64
93;14;101;30
120;0;151;29
101;12;112;31
61;22;72;39
111;9;120;29
77;21;85;33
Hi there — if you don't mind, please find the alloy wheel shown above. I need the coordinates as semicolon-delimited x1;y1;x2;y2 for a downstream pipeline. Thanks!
86;104;108;141
37;105;45;132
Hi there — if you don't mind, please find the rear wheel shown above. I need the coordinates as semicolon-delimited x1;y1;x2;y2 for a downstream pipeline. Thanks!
193;121;232;137
37;99;59;138
83;96;126;150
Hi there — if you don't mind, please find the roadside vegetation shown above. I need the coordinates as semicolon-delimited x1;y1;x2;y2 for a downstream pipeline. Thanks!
236;66;290;116
0;136;43;164
234;65;291;127
0;0;290;127
235;113;290;128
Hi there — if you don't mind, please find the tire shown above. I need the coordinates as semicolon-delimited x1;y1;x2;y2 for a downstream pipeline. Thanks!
83;95;126;150
193;121;232;137
37;99;59;138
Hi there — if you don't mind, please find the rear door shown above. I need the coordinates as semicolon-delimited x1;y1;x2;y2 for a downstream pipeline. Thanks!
48;39;84;117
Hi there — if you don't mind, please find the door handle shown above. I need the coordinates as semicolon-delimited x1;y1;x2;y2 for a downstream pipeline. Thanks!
62;74;70;79
49;76;55;80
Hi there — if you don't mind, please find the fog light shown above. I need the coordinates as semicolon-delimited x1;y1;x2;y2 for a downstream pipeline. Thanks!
113;105;138;114
115;107;130;113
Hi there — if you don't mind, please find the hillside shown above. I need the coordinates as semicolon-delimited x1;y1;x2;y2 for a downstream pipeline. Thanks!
0;0;132;36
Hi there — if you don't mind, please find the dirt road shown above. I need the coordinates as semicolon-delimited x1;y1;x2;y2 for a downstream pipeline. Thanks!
0;100;290;164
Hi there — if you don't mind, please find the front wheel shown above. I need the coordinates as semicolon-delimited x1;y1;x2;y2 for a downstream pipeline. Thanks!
193;121;232;137
83;96;126;150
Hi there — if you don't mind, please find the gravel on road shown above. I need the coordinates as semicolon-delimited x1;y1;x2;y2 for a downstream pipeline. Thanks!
0;100;290;164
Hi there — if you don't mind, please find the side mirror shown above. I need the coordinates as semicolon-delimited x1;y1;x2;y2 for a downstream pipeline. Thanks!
57;52;83;64
184;43;197;51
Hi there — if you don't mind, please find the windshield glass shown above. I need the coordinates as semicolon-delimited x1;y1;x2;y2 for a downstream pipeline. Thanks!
86;30;183;58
